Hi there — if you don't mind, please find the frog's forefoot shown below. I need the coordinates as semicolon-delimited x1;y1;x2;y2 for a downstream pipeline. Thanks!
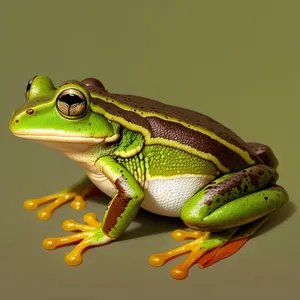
149;228;244;280
43;213;112;266
24;178;99;220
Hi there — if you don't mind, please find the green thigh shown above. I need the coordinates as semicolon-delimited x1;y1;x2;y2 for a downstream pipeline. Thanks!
181;165;289;232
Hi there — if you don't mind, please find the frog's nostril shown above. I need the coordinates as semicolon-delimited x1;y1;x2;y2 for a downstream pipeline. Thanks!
15;119;19;123
26;108;34;115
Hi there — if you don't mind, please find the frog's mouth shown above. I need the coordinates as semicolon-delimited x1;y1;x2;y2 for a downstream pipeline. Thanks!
10;122;119;144
12;132;120;153
13;133;106;144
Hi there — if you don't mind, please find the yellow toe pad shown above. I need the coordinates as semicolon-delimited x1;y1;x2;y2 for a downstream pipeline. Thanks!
43;213;108;266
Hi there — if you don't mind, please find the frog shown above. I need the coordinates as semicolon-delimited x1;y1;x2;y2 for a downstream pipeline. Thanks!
9;75;289;280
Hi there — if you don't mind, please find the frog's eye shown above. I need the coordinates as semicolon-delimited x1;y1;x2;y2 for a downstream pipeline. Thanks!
24;76;37;101
56;88;87;118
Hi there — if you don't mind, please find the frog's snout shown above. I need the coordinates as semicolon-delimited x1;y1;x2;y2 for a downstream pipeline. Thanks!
9;112;20;132
10;107;34;123
9;109;25;132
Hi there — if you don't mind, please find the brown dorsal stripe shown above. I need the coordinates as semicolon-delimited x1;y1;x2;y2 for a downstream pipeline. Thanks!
89;88;250;152
91;97;253;172
92;97;151;130
146;117;249;171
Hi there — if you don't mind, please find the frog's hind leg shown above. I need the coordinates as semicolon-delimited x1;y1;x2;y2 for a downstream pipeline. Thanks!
196;143;282;269
24;177;100;220
149;165;289;280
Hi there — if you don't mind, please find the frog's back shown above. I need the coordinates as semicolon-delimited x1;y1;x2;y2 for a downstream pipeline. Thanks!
88;86;259;173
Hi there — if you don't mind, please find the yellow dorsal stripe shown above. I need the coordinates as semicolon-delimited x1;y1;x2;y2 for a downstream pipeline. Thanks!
91;103;228;172
90;92;255;171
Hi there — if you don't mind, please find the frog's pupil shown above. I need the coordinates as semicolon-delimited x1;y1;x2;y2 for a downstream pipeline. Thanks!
59;93;84;106
57;91;87;117
24;81;32;101
25;76;38;100
25;82;31;92
25;76;37;92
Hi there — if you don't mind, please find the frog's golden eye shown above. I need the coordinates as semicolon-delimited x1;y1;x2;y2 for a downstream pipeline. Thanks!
56;88;87;118
24;76;37;101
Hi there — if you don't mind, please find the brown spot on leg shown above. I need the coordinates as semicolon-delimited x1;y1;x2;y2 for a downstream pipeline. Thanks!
102;176;131;235
201;165;278;210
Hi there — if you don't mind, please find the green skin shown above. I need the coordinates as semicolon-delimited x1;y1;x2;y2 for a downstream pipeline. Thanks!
9;76;289;263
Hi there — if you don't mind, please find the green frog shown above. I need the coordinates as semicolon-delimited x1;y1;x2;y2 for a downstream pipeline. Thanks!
9;76;289;280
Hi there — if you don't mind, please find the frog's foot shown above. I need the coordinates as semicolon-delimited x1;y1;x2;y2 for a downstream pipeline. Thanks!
43;213;112;266
197;237;249;268
149;228;238;279
149;229;236;280
149;217;268;280
24;178;100;220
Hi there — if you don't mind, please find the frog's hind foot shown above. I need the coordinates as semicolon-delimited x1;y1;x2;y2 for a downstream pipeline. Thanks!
149;229;236;280
149;217;268;280
24;177;99;220
42;213;111;266
196;236;249;268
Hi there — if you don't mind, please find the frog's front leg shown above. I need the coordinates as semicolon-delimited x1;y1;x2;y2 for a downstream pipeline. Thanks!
149;165;289;280
43;156;144;266
24;177;100;220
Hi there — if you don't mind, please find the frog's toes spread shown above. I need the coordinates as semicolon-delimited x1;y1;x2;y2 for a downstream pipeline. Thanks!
24;192;86;220
43;213;111;266
24;178;99;220
149;228;238;280
149;216;268;280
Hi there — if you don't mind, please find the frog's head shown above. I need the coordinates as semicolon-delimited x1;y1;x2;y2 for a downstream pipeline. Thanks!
9;76;120;152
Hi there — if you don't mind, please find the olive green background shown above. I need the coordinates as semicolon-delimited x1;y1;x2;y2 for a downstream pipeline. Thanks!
1;0;299;299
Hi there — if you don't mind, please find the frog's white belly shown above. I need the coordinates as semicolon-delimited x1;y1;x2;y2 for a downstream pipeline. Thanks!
86;171;213;217
141;175;213;217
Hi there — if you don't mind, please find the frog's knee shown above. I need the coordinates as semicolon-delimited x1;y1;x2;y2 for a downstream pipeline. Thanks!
180;204;212;231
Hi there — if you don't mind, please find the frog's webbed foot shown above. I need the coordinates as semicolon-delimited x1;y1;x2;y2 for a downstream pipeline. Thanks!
149;218;267;280
24;177;100;220
149;229;236;280
43;213;112;266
